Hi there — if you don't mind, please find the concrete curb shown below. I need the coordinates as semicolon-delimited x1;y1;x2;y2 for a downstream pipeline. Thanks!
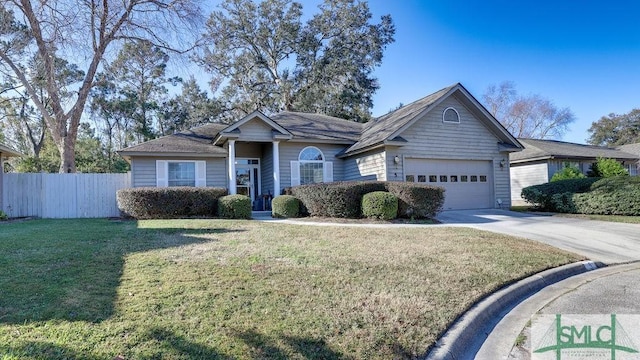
423;260;606;360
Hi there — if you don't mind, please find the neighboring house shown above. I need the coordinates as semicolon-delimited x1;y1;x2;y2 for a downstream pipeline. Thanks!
510;138;639;205
0;142;22;213
118;83;523;211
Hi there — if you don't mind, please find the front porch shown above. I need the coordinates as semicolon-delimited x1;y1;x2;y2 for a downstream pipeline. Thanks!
227;140;280;211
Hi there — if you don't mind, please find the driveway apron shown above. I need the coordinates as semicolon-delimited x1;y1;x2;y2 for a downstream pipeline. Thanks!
436;209;640;264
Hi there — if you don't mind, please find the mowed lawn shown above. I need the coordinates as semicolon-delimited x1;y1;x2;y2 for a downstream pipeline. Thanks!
0;219;582;359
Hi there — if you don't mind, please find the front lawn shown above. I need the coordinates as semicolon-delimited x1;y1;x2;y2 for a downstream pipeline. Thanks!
0;219;582;359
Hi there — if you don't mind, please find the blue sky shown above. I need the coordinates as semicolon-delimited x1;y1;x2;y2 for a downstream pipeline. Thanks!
358;0;640;144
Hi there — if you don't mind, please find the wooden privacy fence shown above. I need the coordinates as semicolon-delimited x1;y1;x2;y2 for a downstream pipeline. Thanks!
2;173;131;218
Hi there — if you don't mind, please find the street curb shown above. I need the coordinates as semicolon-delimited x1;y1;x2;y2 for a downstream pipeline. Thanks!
423;260;606;360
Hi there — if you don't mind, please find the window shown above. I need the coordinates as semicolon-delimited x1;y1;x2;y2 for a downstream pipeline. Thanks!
169;162;195;186
429;175;437;182
443;107;460;123
439;175;448;182
470;175;478;182
479;175;487;182
406;175;415;182
418;175;426;182
291;146;333;186
461;175;468;182
156;160;206;187
450;175;458;182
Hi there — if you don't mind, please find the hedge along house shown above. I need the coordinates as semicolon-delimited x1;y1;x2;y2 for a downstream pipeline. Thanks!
118;83;523;210
509;138;639;205
0;142;22;213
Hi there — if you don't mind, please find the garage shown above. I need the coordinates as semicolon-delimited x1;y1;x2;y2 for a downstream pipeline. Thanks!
404;158;493;210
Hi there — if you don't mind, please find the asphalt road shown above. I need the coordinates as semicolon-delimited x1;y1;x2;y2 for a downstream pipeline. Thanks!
436;209;640;264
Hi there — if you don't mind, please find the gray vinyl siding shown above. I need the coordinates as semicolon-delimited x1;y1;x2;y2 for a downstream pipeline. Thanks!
262;143;274;195
131;157;227;188
279;142;346;188
393;96;512;208
344;149;387;181
510;162;549;205
236;118;275;142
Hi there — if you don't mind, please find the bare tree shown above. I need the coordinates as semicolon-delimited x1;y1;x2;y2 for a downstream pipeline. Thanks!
0;1;202;172
483;81;575;139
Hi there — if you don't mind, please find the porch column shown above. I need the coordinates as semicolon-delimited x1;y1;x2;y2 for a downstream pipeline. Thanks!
272;141;280;196
228;140;237;194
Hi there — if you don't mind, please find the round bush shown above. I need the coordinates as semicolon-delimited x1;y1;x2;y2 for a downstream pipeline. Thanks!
361;191;398;220
271;195;300;218
217;194;252;219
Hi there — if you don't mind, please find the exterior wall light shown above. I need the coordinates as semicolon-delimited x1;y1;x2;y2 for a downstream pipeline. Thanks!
394;155;401;165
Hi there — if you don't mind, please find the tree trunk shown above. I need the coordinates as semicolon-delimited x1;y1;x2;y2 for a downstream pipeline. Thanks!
59;135;76;173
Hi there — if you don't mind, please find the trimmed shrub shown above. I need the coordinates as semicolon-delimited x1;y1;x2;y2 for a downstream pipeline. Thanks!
218;194;252;219
385;182;444;218
520;178;599;210
272;195;300;218
571;176;640;215
288;181;386;218
0;210;7;221
587;157;629;178
550;166;585;182
117;187;227;219
286;181;444;219
362;191;398;220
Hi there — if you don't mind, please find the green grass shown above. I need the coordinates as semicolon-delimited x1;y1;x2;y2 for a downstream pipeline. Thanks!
0;219;582;359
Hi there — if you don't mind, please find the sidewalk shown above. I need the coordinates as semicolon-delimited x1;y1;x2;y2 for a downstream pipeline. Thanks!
478;261;640;359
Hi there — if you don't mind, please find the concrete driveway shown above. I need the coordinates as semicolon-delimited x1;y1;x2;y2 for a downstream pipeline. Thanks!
436;209;640;264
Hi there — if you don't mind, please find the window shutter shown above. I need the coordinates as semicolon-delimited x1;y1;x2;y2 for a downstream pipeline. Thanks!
290;161;300;186
195;161;207;187
156;160;168;187
323;161;333;182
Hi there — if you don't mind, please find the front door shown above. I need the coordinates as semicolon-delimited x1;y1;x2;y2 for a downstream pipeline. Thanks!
235;159;260;204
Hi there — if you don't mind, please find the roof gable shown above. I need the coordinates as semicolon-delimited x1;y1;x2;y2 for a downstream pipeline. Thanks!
219;111;292;137
343;83;522;155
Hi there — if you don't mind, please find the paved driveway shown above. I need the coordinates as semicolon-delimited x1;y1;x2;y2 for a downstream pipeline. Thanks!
436;209;640;264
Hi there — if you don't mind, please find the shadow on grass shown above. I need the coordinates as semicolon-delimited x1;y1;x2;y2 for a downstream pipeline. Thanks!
234;329;347;359
0;219;244;325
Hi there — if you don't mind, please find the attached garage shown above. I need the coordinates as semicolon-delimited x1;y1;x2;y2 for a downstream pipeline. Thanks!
404;158;493;210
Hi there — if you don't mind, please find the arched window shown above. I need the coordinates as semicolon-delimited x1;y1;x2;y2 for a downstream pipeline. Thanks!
443;107;460;123
298;146;325;185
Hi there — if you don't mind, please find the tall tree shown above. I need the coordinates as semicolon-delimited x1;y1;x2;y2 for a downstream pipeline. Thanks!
98;40;180;141
201;0;394;122
587;109;640;146
0;1;202;172
1;54;84;170
483;81;575;139
160;77;222;132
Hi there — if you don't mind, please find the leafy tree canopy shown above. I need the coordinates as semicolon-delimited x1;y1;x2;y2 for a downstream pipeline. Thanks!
587;109;640;146
201;0;395;122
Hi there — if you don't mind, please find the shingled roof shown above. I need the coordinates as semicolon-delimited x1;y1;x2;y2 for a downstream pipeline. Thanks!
119;83;523;158
118;123;229;158
271;112;363;142
0;142;22;157
511;138;638;163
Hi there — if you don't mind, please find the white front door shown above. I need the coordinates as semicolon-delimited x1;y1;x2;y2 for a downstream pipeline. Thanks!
235;159;260;203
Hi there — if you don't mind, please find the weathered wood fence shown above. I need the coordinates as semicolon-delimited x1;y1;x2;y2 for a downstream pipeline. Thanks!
2;173;130;218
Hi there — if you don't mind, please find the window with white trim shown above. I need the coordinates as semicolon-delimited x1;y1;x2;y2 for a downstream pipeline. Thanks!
290;146;333;186
156;160;206;187
443;107;460;123
299;147;324;185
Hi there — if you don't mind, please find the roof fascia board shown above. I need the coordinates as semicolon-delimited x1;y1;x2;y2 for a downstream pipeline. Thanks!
454;86;524;149
287;138;355;145
221;110;292;137
337;143;385;158
385;86;460;141
117;151;227;158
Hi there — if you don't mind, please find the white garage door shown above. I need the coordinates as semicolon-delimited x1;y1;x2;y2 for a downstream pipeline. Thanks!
404;159;493;210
